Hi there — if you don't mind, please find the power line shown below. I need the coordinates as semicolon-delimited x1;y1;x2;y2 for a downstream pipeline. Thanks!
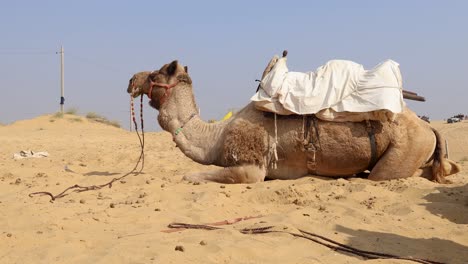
0;50;56;55
0;49;127;73
66;53;128;74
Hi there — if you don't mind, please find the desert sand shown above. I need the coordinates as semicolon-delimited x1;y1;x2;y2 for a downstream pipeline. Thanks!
1;114;467;264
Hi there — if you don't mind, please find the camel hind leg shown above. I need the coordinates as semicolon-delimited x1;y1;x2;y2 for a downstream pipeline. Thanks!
183;165;266;184
367;145;423;181
406;128;460;183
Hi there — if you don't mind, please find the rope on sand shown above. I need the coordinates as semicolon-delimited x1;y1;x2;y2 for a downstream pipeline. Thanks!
29;94;146;202
163;219;445;264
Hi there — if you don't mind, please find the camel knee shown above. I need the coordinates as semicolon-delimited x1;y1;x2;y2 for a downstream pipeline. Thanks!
182;165;266;184
225;165;266;184
411;167;432;179
367;157;419;181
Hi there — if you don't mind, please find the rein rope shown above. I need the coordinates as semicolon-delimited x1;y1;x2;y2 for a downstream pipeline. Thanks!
29;92;146;202
163;221;445;264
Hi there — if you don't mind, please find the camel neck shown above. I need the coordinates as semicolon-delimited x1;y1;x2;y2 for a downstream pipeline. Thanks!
157;84;198;132
157;84;226;165
172;116;227;165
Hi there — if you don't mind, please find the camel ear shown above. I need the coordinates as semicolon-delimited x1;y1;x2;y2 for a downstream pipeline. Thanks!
184;66;188;73
167;60;178;76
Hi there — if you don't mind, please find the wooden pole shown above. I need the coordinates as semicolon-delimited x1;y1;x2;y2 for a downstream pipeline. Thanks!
402;91;425;102
402;89;418;95
445;139;449;159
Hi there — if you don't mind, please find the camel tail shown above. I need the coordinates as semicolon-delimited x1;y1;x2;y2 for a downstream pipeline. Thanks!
431;128;446;183
431;128;461;183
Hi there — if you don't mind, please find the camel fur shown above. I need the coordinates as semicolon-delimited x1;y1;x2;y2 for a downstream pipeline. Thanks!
127;60;461;184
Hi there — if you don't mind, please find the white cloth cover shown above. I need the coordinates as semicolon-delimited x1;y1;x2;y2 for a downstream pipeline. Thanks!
251;57;405;120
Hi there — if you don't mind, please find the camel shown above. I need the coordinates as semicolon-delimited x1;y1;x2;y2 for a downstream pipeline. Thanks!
127;60;460;184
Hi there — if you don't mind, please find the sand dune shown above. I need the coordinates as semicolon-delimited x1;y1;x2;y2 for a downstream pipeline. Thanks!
1;114;467;263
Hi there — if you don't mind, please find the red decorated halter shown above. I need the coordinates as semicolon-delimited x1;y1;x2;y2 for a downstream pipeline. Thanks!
147;81;180;106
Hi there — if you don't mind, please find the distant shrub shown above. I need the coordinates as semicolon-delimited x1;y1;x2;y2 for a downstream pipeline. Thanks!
65;107;79;115
107;120;121;128
86;112;120;128
86;112;100;119
70;117;83;122
52;112;64;119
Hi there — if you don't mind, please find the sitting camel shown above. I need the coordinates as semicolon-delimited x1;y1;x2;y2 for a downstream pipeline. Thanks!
127;60;460;184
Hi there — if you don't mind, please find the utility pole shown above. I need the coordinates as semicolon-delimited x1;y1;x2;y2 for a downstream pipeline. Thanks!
57;46;65;113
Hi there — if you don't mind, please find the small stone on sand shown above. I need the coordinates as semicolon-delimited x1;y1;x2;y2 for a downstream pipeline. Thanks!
175;245;184;252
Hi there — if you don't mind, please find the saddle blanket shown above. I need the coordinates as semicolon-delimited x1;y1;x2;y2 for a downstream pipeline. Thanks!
251;56;405;121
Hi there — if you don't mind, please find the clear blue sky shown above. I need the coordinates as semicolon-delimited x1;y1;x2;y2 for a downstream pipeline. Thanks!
1;0;467;130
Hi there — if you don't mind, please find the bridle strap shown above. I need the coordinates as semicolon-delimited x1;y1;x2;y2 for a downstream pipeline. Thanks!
366;120;378;170
147;81;180;106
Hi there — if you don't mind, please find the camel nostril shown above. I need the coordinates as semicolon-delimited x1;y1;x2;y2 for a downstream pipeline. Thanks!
130;87;140;97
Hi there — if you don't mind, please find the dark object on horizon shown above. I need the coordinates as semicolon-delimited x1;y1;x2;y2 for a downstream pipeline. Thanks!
419;115;430;123
447;113;466;123
447;117;461;124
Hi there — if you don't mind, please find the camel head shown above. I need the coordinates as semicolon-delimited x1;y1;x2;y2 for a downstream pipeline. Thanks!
127;71;152;97
127;61;190;97
150;61;191;109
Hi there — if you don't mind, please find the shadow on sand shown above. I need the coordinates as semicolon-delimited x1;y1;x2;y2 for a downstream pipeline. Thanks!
83;171;121;176
335;225;468;264
421;184;468;224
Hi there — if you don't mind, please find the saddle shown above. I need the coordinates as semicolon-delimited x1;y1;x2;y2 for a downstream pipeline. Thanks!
263;112;378;174
257;52;390;174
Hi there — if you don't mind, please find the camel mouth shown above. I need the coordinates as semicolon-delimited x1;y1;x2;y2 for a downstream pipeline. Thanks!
129;87;143;98
127;71;153;98
127;79;146;98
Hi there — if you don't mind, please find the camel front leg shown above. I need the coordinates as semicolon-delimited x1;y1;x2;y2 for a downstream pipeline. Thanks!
183;165;266;184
